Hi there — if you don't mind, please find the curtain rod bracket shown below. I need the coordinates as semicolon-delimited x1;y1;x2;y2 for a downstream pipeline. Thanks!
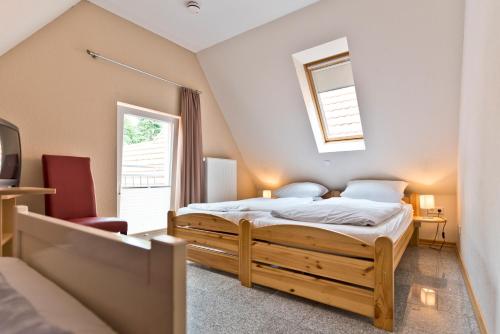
86;49;98;59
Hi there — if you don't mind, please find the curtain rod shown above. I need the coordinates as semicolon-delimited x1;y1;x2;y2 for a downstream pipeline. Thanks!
86;49;202;94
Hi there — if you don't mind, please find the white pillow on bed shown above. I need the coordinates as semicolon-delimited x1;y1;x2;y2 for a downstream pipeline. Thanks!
340;180;408;203
274;182;328;198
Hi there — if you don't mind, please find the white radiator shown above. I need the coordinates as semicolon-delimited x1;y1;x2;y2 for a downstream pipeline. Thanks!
204;157;237;202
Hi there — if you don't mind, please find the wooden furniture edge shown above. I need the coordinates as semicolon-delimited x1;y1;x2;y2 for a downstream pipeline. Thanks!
252;262;374;317
455;247;489;334
0;187;56;196
238;219;252;287
374;236;394;331
174;226;238;253
169;210;241;275
16;208;186;334
186;245;238;275
1;189;55;257
169;211;239;234
251;240;375;288
252;224;374;259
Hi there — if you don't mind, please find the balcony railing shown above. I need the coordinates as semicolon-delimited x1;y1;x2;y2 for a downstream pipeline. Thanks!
121;173;170;189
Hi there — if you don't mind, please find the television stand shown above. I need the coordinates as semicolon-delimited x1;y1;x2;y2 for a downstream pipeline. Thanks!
0;187;56;256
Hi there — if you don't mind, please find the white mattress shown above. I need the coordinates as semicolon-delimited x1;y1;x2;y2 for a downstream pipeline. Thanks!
177;202;414;245
0;258;115;334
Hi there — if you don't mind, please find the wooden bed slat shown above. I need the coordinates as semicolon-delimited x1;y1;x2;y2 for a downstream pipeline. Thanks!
252;225;374;259
174;227;238;254
187;245;239;275
252;241;375;288
252;263;374;317
174;213;238;234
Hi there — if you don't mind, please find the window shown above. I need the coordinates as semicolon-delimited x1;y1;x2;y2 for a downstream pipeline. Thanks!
293;37;365;153
117;102;179;234
305;53;363;142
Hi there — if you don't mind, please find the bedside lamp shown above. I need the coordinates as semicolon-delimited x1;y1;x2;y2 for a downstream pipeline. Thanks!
262;190;272;199
419;194;435;217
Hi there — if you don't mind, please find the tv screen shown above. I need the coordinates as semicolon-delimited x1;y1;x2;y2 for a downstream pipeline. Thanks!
0;119;21;187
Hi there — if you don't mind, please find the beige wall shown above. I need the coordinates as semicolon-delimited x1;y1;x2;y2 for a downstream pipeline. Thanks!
458;0;500;332
0;1;256;215
198;0;464;242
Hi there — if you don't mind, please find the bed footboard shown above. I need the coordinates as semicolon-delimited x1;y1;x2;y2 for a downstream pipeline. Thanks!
168;211;244;278
15;207;186;334
247;224;402;332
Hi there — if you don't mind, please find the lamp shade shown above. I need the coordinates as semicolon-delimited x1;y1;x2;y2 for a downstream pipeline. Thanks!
419;195;435;209
262;190;272;199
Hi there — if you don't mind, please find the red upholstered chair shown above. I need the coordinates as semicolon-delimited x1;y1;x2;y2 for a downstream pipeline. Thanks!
42;155;127;234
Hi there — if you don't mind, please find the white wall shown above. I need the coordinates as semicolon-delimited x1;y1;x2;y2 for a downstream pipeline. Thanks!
458;0;500;332
198;0;464;241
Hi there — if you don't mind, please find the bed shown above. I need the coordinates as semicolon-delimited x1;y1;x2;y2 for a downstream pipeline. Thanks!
8;206;186;334
169;196;322;276
168;192;419;332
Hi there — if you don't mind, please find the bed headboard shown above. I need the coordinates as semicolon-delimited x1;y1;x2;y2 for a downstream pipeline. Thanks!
14;207;186;334
408;193;421;216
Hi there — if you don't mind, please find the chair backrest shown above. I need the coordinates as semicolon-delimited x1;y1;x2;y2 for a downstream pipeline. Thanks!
42;155;97;219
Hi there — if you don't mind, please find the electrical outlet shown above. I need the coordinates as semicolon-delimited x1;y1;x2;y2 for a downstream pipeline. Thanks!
426;207;444;216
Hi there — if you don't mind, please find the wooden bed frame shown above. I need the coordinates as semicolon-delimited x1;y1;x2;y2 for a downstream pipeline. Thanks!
168;194;420;331
15;206;186;334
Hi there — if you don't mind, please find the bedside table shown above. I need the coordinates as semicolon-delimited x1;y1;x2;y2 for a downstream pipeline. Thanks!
412;216;447;249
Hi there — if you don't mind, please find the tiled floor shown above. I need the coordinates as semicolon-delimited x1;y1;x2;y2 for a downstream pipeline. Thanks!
187;246;480;334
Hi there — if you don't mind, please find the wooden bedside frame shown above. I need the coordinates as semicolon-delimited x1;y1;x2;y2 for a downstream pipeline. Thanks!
168;193;419;331
167;211;243;277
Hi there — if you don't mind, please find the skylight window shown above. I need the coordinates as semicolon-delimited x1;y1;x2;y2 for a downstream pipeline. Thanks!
293;38;365;153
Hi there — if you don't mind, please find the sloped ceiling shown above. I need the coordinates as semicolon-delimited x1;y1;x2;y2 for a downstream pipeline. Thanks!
88;0;320;52
0;0;79;56
198;0;465;194
0;0;320;56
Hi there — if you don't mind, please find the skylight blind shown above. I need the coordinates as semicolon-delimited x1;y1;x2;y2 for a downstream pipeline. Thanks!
308;55;364;142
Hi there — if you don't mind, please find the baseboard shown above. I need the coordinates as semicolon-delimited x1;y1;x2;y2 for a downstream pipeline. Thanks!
455;247;489;334
418;238;456;248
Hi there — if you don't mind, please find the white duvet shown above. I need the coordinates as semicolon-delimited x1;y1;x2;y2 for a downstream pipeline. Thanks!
271;197;403;226
187;197;317;212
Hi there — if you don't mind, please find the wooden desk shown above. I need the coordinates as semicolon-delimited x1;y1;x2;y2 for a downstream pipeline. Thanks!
0;187;56;256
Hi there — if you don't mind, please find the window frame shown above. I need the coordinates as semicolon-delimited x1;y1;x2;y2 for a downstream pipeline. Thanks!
304;52;364;143
292;37;365;153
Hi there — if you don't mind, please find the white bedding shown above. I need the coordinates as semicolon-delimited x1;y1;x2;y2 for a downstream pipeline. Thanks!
187;197;317;212
271;197;403;226
0;258;114;334
253;204;413;244
179;199;414;245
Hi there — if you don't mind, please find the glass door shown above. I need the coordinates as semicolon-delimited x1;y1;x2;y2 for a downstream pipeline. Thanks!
117;102;179;234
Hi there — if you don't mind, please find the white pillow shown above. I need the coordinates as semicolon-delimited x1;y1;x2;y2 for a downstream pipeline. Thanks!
340;180;408;203
274;182;328;198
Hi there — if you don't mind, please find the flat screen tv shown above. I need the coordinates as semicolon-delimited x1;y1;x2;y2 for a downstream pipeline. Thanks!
0;118;21;187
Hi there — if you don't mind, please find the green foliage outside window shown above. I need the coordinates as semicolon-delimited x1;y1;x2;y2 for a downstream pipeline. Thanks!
124;118;162;144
